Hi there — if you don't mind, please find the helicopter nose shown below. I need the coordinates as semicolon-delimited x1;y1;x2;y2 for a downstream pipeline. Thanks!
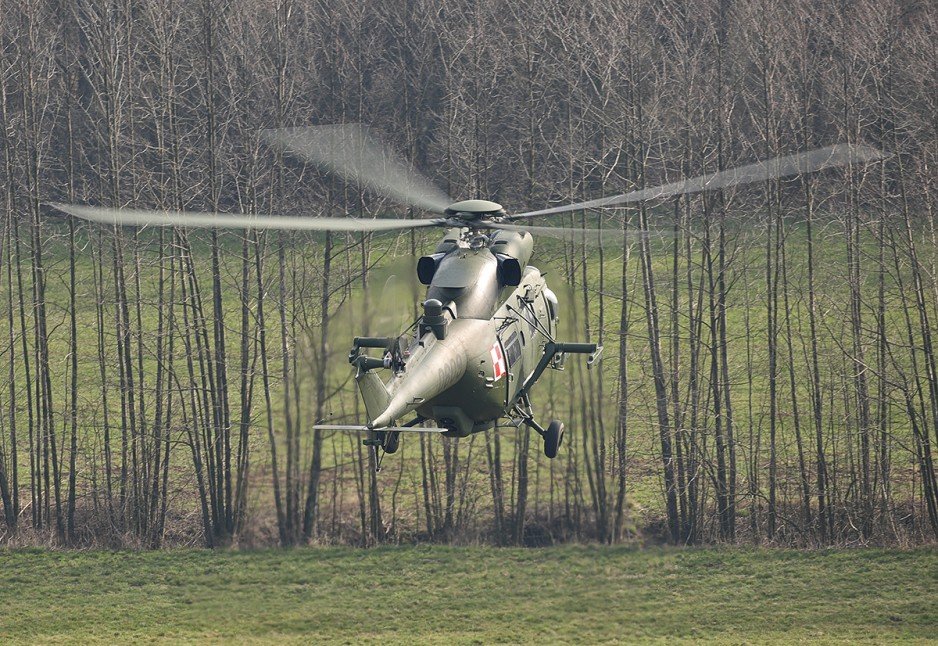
367;327;471;429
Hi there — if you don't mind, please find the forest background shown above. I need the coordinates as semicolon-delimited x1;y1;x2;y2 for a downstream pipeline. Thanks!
0;0;935;549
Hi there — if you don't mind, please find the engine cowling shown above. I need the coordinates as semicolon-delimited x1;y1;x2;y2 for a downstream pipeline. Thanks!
491;230;533;287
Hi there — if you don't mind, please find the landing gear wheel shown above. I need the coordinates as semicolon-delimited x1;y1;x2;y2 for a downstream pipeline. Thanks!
383;430;400;454
543;420;564;459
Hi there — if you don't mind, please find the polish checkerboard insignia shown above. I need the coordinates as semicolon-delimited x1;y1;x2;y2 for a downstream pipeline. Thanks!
491;343;506;380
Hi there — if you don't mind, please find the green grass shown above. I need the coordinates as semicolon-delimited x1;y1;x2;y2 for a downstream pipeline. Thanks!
1;546;935;644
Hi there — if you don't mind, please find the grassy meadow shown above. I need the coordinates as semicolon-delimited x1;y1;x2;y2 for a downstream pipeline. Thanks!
1;545;935;644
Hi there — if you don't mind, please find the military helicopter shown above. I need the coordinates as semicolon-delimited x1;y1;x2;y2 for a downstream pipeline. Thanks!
51;125;884;465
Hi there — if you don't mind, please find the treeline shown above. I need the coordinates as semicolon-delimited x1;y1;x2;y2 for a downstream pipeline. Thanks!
0;0;935;547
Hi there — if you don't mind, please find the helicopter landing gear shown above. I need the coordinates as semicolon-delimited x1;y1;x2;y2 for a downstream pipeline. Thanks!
362;417;425;471
516;394;564;459
382;430;400;454
543;420;564;459
363;430;399;453
520;414;564;459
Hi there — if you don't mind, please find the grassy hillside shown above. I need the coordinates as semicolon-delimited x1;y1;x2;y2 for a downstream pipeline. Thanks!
1;546;935;643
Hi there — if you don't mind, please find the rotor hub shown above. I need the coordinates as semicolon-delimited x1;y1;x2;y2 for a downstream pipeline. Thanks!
443;199;505;220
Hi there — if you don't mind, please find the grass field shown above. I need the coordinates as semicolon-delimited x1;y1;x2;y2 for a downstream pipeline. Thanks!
1;546;935;644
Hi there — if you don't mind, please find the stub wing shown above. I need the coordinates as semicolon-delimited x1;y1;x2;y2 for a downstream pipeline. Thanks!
313;425;446;433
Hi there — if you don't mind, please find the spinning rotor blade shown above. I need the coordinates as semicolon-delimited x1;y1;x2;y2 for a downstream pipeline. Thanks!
49;203;444;232
484;221;665;245
261;124;452;214
313;425;446;433
373;265;413;331
509;144;887;219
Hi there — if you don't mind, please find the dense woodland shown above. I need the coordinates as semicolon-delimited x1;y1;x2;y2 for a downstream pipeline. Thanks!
0;0;935;547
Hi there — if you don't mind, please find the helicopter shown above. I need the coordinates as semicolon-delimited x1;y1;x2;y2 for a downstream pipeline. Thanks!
50;125;885;466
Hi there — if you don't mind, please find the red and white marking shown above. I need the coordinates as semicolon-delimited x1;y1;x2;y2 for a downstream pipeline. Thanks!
490;343;506;380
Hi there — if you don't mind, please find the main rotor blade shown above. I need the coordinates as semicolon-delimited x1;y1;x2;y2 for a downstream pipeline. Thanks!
49;203;445;232
261;124;452;214
312;425;446;433
509;144;887;219
484;221;666;245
